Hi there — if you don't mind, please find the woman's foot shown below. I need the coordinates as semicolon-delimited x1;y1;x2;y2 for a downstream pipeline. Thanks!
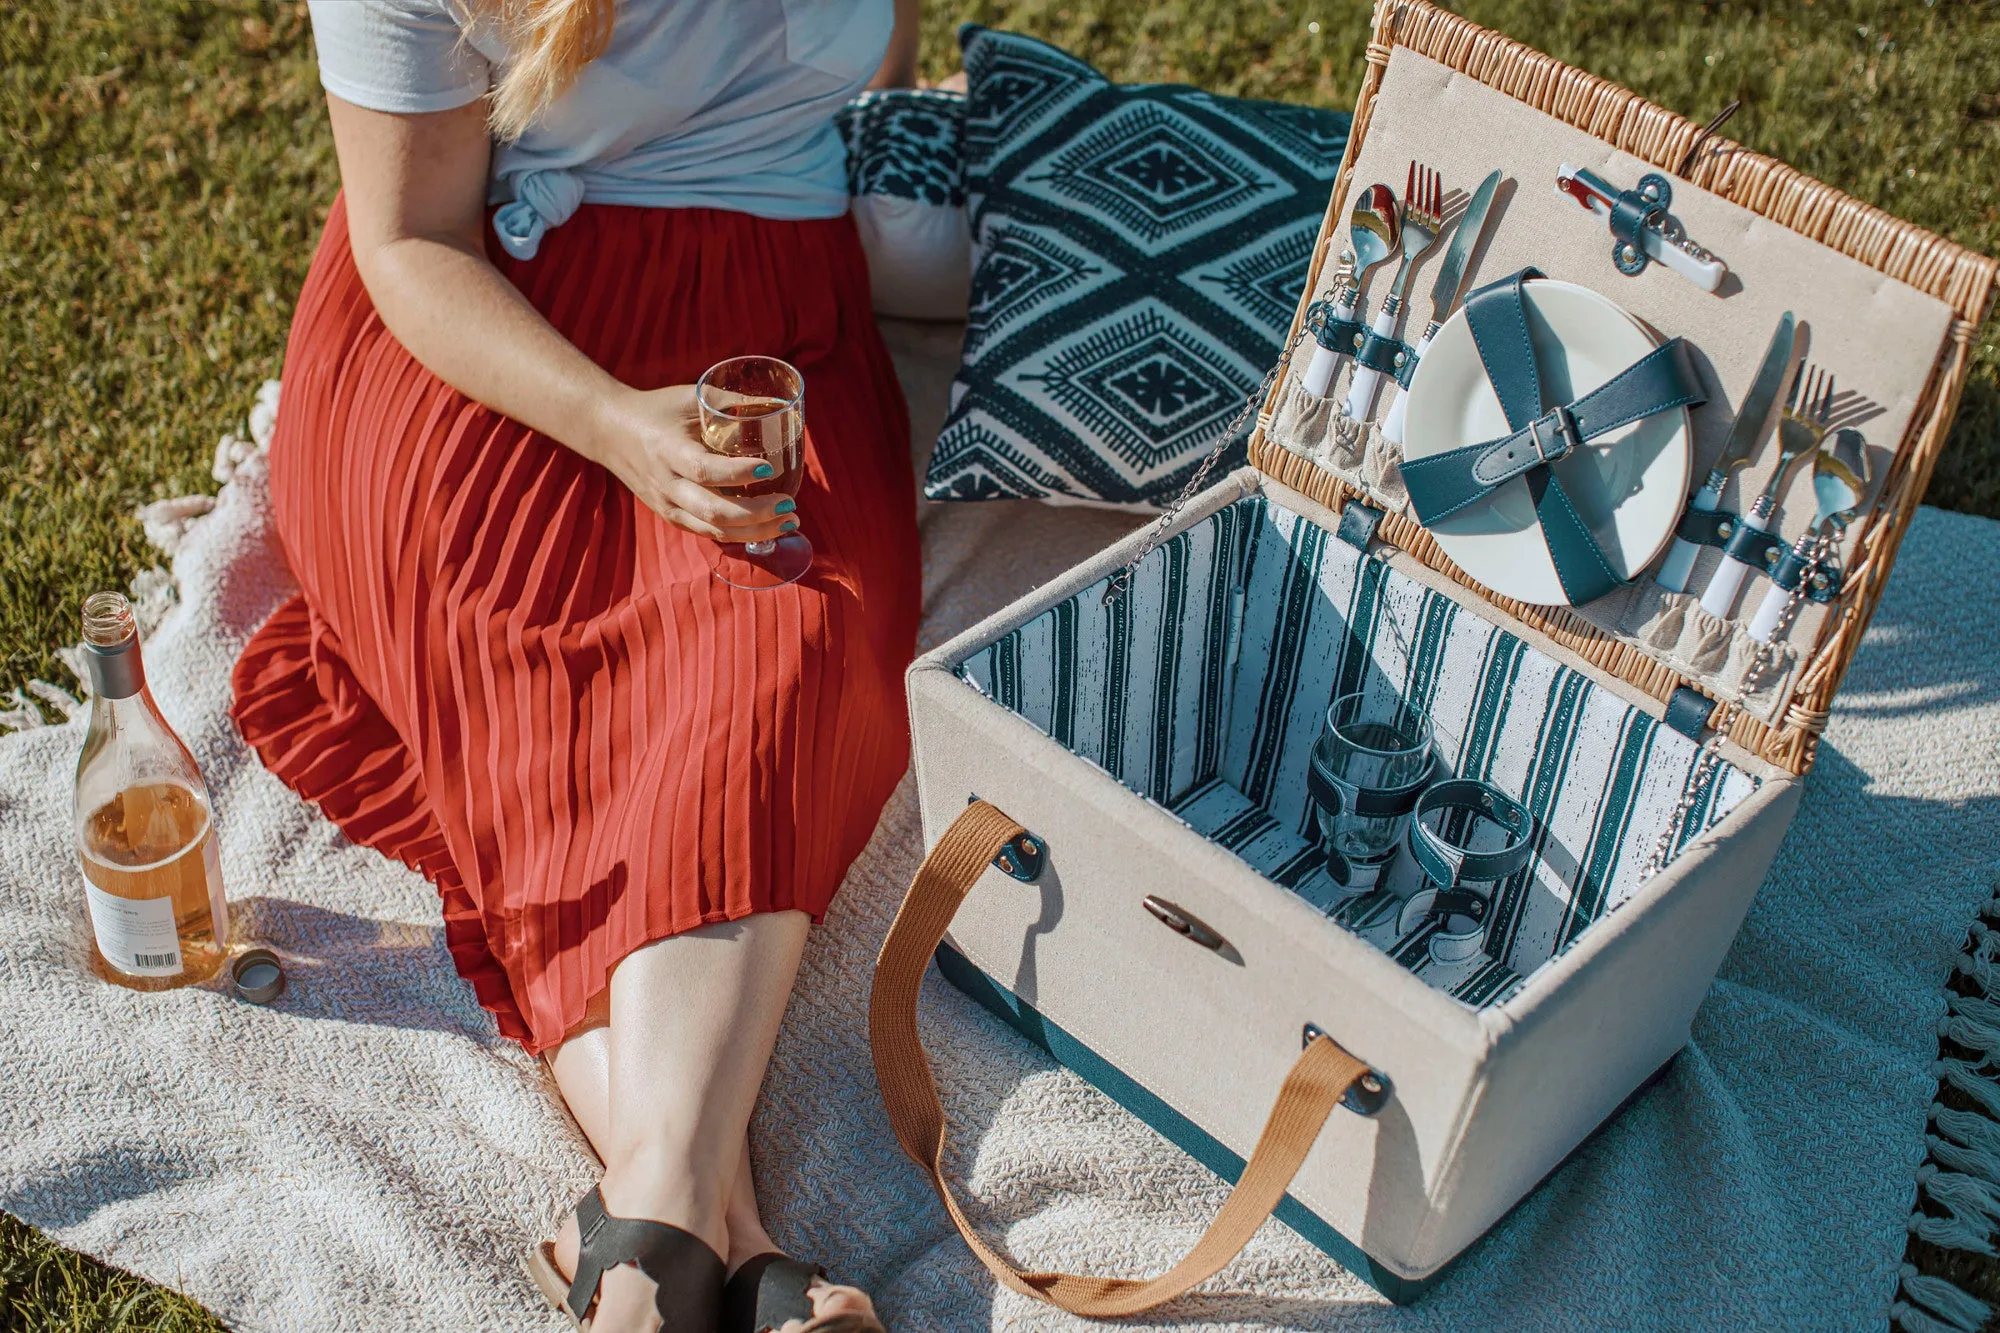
724;1213;881;1332
543;1166;729;1333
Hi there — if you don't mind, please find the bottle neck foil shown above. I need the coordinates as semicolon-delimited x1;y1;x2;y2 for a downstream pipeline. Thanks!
85;638;146;701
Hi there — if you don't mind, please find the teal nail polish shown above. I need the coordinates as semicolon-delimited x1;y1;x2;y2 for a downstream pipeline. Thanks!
774;498;796;515
752;463;775;479
780;520;799;533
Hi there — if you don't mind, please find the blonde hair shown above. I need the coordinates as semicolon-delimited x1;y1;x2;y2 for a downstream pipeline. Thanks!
469;0;615;140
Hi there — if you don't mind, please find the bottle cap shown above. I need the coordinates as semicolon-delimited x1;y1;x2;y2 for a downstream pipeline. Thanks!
231;948;287;1004
80;591;145;700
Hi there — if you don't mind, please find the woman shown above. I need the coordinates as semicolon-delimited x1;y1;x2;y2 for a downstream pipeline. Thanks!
229;0;922;1327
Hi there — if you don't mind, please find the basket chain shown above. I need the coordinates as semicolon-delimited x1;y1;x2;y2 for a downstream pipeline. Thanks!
1101;311;1323;606
1639;532;1833;880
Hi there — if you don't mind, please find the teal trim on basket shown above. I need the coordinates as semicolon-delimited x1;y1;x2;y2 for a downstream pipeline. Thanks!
934;941;1686;1308
934;941;1438;1303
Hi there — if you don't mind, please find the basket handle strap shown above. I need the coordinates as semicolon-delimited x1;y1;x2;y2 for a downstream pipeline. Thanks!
868;798;1369;1318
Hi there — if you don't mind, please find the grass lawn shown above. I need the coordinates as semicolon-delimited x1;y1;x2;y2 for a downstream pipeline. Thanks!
3;0;1995;1327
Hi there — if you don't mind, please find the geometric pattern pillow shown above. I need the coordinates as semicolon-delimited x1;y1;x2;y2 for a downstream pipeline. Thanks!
835;88;972;320
927;26;1351;507
835;87;966;208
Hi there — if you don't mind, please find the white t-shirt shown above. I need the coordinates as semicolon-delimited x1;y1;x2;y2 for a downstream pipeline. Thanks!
308;0;891;256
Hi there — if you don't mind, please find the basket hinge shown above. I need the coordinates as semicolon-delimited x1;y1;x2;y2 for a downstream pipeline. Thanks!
1663;686;1717;742
1336;499;1386;551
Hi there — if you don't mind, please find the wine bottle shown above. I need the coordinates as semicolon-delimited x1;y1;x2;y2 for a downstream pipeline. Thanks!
73;592;230;990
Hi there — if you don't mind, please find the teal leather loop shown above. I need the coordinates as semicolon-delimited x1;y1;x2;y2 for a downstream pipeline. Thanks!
1608;191;1660;252
1424;888;1490;925
1770;543;1815;593
1335;499;1385;551
1315;314;1370;355
1662;686;1717;742
1399;269;1708;605
1408;779;1534;889
1674;507;1738;550
1768;544;1840;601
1722;520;1785;573
1307;751;1435;820
1353;328;1405;377
1393;346;1421;390
1324;843;1397;891
1671;515;1841;602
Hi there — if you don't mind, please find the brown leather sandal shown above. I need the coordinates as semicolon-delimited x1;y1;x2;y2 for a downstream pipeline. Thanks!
525;1186;726;1332
722;1252;885;1333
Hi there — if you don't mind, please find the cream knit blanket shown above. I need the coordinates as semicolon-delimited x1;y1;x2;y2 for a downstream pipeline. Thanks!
2;321;1994;1330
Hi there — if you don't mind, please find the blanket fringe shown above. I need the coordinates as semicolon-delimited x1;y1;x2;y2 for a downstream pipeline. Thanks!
1900;882;2000;1332
0;380;280;734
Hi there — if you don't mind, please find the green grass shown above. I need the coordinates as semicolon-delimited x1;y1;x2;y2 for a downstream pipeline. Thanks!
2;0;1996;1326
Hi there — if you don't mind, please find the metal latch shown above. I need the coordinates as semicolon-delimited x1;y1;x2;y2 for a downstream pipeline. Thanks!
1141;894;1229;952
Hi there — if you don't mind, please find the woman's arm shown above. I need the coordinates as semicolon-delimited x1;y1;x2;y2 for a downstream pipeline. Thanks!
868;0;920;89
326;93;789;542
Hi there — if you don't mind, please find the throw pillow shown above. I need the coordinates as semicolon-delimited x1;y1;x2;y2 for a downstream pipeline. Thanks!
928;26;1350;507
836;88;972;321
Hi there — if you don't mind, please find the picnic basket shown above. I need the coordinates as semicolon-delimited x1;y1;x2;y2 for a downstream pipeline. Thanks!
870;0;1999;1310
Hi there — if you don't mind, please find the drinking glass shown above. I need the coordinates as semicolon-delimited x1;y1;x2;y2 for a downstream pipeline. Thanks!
697;356;811;590
1311;690;1435;892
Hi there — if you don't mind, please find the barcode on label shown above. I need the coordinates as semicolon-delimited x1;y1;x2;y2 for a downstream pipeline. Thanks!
135;952;179;968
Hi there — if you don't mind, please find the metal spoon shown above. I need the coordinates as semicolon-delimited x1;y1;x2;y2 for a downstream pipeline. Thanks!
1301;184;1401;397
1747;427;1871;642
1347;164;1442;420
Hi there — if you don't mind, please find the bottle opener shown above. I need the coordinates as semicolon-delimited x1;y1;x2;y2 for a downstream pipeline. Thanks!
1554;164;1728;292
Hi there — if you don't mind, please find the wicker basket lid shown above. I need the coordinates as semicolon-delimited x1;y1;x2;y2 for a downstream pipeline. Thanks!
1250;0;1996;776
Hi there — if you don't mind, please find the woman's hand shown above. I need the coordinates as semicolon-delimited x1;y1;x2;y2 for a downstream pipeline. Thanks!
591;385;800;543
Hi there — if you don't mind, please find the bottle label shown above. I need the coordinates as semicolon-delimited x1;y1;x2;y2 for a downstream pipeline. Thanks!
83;882;184;977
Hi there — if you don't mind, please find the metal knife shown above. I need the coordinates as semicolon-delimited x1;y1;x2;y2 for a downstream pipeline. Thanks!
1381;169;1504;445
1655;311;1797;592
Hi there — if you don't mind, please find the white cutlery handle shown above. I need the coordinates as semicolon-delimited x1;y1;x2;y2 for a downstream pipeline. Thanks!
1697;505;1771;619
1571;192;1727;294
1645;227;1728;294
1747;580;1791;643
1300;297;1359;398
1343;307;1401;420
1655;480;1722;593
1380;330;1434;446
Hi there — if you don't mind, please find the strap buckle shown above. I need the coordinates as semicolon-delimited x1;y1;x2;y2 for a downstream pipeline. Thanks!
1526;405;1577;466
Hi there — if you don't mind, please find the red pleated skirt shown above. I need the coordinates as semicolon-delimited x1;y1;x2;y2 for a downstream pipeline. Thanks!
231;197;920;1053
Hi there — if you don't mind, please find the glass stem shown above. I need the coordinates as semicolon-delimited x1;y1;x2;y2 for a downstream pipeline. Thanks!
744;540;777;556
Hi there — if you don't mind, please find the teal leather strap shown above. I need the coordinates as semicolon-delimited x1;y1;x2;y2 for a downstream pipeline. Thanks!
1399;269;1708;605
1407;780;1534;889
1353;328;1404;378
1672;509;1843;603
1307;303;1418;388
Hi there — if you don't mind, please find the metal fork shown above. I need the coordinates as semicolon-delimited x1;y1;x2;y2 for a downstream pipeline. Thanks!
1345;162;1444;421
1697;363;1835;619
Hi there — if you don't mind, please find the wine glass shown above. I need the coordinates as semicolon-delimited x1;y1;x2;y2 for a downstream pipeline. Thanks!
1310;690;1435;894
696;355;811;590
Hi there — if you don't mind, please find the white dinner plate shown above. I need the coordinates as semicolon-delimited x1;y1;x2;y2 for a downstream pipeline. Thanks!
1400;280;1692;607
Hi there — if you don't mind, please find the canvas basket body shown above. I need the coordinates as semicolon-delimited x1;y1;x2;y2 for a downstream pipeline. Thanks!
875;0;1996;1309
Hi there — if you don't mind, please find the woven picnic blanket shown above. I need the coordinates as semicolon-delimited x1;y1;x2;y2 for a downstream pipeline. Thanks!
0;319;1993;1331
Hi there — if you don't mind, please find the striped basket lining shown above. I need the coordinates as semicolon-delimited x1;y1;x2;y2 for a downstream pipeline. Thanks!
957;495;1759;1009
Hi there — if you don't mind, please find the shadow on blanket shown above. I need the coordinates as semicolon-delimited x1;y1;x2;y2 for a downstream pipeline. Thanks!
229;897;505;1045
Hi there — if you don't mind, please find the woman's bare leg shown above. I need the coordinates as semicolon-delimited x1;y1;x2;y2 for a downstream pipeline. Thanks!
544;911;810;1333
545;955;879;1330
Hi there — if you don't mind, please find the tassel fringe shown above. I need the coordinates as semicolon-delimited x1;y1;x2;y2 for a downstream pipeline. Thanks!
0;381;280;736
1902;881;2000;1331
